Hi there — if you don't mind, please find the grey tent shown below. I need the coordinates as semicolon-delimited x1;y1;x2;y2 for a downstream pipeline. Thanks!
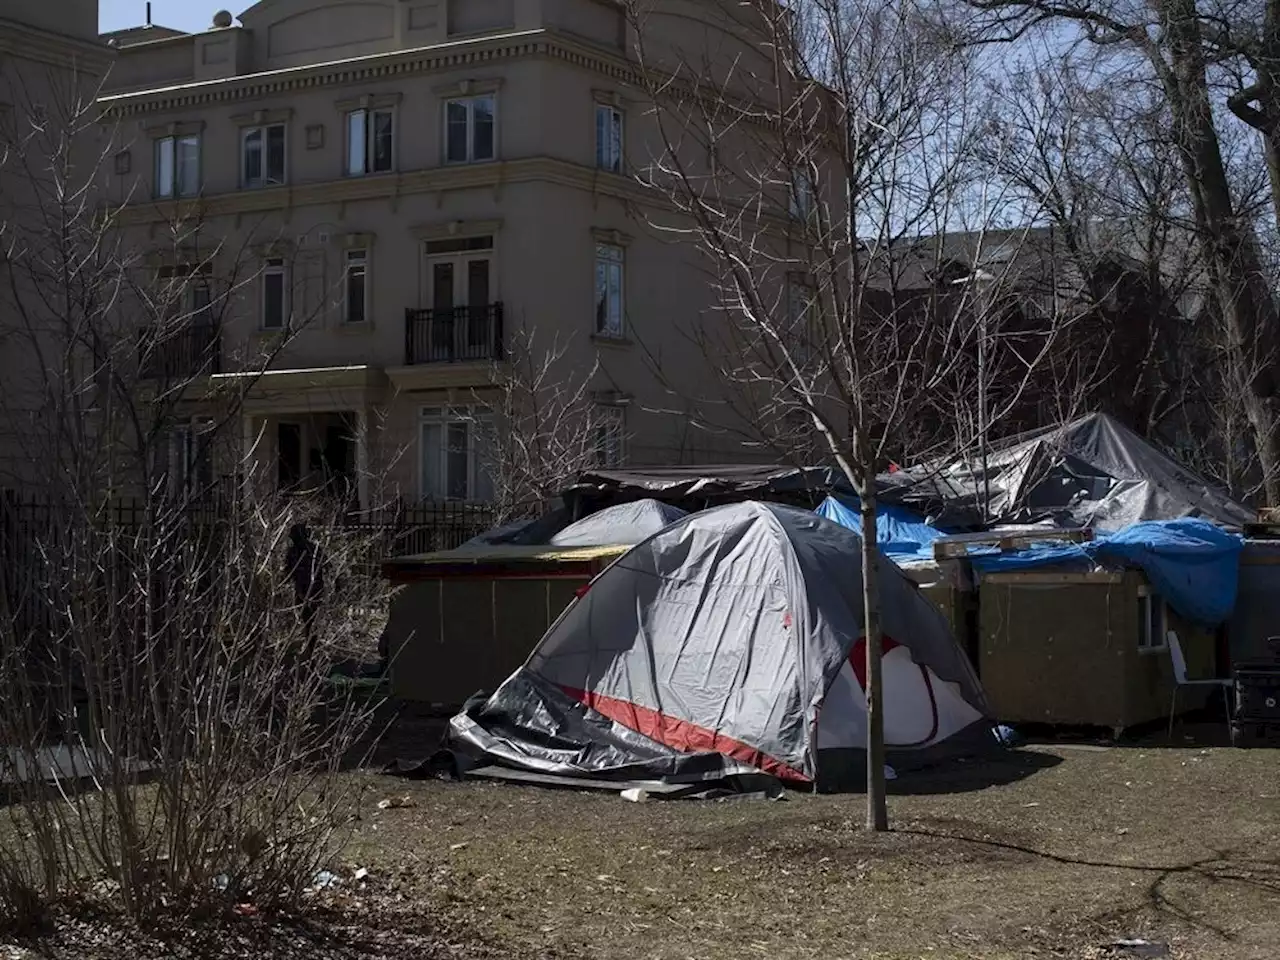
549;499;687;547
448;502;990;789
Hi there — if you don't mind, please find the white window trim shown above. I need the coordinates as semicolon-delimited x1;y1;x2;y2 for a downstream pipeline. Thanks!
260;257;290;331
443;95;497;165
343;248;371;325
241;122;288;189
417;406;494;502
345;106;396;176
1138;586;1169;653
595;102;624;174
594;243;625;338
154;133;201;199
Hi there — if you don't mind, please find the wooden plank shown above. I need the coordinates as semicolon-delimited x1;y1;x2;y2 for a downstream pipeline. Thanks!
932;527;1092;560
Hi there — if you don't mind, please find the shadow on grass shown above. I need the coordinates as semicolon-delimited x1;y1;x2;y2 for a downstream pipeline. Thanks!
893;823;1280;943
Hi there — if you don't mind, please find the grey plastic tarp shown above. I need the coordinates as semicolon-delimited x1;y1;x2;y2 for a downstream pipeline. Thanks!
446;502;989;787
549;499;687;547
891;413;1251;531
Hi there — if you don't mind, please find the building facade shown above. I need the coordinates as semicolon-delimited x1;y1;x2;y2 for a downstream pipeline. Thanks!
92;0;797;509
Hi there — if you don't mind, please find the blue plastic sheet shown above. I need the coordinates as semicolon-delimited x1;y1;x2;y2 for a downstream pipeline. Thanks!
817;496;945;562
972;518;1243;625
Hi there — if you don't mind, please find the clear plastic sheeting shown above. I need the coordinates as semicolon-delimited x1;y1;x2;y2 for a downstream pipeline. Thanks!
549;499;688;547
446;502;989;788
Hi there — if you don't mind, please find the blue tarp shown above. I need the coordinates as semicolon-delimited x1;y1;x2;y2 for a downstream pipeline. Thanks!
816;495;945;562
971;518;1243;626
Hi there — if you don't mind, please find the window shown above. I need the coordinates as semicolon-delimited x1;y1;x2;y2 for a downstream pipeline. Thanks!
595;103;623;173
594;405;625;467
154;134;200;198
346;107;394;176
594;243;625;337
159;419;214;499
789;166;814;220
1138;589;1168;651
419;407;494;502
242;123;287;188
344;249;369;324
261;257;289;330
787;276;817;357
444;96;496;164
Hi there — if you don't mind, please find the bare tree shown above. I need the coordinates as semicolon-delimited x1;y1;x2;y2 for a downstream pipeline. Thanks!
955;0;1280;505
469;322;619;524
621;0;1082;827
0;66;392;923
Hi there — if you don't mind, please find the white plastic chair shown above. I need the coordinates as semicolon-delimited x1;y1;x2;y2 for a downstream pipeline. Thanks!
1167;630;1232;740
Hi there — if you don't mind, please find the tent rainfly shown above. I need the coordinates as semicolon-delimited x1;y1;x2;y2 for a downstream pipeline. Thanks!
447;502;991;789
549;499;688;547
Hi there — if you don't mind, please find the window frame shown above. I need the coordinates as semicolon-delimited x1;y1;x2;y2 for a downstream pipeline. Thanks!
595;102;624;174
1138;588;1169;653
260;256;290;331
153;133;201;199
789;166;815;221
594;405;626;468
417;406;494;502
343;248;370;325
443;95;497;165
345;106;396;176
594;243;626;338
241;122;288;189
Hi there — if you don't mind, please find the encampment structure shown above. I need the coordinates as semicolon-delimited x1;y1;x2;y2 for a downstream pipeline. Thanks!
447;502;990;790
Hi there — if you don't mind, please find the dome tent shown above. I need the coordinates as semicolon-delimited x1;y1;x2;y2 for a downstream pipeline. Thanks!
447;502;991;791
549;498;688;547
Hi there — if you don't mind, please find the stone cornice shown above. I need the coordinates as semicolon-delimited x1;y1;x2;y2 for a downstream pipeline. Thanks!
0;17;114;73
98;29;642;118
114;155;657;225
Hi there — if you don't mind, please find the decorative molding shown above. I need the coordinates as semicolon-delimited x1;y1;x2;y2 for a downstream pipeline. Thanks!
305;123;325;149
592;88;631;109
230;107;294;126
341;231;377;249
98;31;620;118
591;226;633;247
410;217;504;241
385;362;501;393
114;150;132;175
0;17;114;73
431;77;504;99
144;119;206;137
112;157;668;226
335;92;404;111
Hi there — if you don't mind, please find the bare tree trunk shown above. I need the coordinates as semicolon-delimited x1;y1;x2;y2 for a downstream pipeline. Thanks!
1154;0;1280;503
860;473;888;832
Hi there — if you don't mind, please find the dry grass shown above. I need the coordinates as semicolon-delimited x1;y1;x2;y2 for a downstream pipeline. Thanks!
344;728;1280;960
5;723;1279;959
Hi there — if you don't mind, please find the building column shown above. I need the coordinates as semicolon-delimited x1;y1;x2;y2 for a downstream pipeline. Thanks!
354;407;370;512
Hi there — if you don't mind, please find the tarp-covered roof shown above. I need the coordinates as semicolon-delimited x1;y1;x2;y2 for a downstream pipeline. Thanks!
887;413;1252;532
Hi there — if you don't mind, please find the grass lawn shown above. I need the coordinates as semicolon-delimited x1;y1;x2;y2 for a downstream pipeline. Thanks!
4;722;1278;959
343;727;1280;960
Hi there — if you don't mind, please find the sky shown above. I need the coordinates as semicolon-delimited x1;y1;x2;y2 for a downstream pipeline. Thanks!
99;0;225;34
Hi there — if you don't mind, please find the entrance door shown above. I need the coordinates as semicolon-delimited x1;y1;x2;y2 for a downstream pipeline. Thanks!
426;251;492;359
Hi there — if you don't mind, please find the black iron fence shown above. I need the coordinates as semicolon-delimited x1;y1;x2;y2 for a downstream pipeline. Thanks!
404;303;504;365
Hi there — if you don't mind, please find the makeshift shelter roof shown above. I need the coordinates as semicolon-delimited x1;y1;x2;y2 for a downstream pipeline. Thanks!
549;499;688;547
816;495;945;564
562;464;854;506
445;502;990;792
887;413;1252;532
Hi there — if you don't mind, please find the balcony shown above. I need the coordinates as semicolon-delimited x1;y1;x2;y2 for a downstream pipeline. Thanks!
139;321;222;381
404;303;504;365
